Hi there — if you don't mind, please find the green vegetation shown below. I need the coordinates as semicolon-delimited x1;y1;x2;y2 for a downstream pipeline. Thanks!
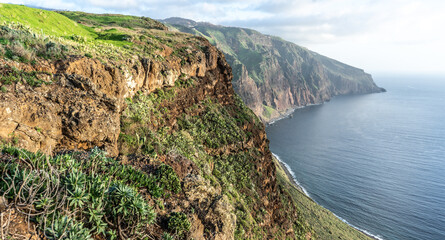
192;26;266;84
0;4;95;38
0;146;186;239
0;5;375;239
0;21;124;62
156;164;181;194
119;83;304;239
262;105;276;119
167;212;191;236
0;4;206;66
0;65;51;87
59;11;166;30
0;25;73;62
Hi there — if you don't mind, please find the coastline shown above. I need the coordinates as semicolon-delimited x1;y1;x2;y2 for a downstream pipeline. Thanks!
272;153;310;197
264;89;387;125
266;103;322;125
272;152;383;240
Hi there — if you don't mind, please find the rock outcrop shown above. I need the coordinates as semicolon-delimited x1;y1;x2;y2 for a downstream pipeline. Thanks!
0;37;230;156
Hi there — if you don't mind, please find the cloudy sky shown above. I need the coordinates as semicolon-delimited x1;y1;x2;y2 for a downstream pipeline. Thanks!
4;0;445;75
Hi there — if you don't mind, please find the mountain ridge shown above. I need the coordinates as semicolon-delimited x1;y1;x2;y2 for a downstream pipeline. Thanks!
162;17;385;122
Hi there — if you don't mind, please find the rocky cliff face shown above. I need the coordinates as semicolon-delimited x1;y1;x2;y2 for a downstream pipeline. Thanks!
0;39;228;156
0;5;313;239
163;18;385;122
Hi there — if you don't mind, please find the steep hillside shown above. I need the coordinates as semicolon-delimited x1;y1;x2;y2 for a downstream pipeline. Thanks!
0;4;372;240
163;18;385;122
0;4;307;239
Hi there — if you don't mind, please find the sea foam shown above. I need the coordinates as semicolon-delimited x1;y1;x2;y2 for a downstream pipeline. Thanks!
333;213;385;240
272;152;310;197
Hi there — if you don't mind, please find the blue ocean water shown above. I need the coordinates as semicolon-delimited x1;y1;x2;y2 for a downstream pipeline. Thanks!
266;75;445;240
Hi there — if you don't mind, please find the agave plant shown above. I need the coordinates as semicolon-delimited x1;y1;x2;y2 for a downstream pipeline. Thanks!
105;182;156;236
85;199;107;236
45;216;93;240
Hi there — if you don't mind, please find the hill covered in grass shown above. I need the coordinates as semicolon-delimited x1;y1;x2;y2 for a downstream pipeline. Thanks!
0;4;373;240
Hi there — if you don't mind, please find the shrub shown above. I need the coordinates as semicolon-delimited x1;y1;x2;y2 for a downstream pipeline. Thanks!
162;232;174;240
10;40;34;62
0;146;157;239
156;164;181;194
45;216;93;240
167;212;191;236
105;182;156;234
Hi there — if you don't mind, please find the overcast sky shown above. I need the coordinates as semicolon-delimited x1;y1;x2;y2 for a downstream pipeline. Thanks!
4;0;445;75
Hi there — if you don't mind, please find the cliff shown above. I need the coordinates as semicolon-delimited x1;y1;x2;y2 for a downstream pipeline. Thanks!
163;18;385;122
0;4;307;239
0;4;372;240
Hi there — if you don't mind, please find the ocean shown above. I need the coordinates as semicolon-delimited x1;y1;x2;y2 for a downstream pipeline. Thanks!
266;75;445;240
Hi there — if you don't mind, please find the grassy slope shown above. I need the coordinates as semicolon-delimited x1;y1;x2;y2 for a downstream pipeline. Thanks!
0;4;206;65
200;27;265;84
0;3;95;38
274;156;373;240
168;22;265;84
59;11;167;30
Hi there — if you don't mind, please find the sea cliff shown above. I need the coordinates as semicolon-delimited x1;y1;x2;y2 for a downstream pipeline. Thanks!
163;18;385;122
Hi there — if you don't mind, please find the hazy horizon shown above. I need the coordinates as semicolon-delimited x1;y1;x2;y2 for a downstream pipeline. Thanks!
3;0;444;76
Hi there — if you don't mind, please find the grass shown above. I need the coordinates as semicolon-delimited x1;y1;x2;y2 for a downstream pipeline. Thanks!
0;4;95;38
59;11;166;30
188;26;267;85
262;105;276;120
0;3;214;81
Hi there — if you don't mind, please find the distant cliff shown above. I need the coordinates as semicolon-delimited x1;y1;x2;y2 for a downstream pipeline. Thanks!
163;18;385;122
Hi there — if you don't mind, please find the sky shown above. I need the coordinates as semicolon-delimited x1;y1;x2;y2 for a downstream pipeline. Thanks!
3;0;445;75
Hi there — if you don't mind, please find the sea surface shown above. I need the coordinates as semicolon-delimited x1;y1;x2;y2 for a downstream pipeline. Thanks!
266;75;445;240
